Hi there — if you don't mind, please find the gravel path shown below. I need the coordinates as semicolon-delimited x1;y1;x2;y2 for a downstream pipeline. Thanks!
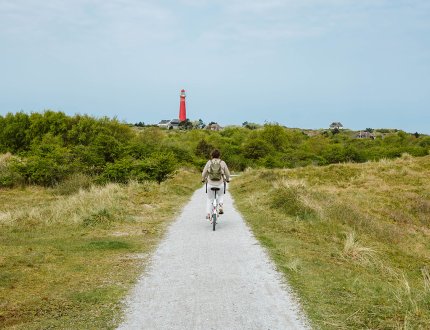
118;186;310;330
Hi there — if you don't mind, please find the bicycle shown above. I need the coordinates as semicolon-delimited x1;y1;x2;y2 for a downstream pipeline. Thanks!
205;182;227;231
210;187;220;231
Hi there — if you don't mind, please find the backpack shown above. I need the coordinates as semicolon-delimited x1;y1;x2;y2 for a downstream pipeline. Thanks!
208;159;223;181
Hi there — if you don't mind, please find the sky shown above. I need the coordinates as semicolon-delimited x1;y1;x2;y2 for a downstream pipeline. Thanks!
1;0;429;133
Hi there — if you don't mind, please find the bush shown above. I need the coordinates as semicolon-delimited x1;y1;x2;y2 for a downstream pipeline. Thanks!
195;139;214;158
323;144;347;164
418;137;430;148
223;154;247;171
242;138;274;160
0;112;31;152
14;156;71;187
53;173;94;195
71;145;106;175
0;153;24;187
92;133;124;163
99;152;177;184
99;158;136;184
271;185;317;220
259;155;285;169
13;134;74;186
162;145;194;164
2;111;430;187
260;124;288;151
139;152;177;184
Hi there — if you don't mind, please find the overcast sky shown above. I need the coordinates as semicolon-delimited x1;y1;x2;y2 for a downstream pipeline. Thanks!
1;0;429;132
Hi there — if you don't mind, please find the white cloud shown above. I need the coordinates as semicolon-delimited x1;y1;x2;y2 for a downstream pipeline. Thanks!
0;0;177;47
2;0;426;51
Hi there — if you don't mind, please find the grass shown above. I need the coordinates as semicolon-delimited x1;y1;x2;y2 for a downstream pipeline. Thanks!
0;169;200;329
230;154;430;329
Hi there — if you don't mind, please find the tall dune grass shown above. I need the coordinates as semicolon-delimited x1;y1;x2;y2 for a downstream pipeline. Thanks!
0;183;127;226
230;155;430;329
0;169;200;329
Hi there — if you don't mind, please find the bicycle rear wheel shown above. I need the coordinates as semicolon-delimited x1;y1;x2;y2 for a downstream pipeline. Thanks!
212;213;216;231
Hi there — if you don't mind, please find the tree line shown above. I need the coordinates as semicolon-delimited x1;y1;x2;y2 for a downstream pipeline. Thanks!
1;111;429;188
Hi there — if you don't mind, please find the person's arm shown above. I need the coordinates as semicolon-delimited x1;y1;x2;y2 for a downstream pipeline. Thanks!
202;160;210;182
222;161;231;182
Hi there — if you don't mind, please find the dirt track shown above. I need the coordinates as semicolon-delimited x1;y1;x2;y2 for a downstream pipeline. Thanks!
118;186;309;330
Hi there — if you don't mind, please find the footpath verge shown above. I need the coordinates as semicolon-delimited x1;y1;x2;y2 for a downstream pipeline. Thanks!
0;169;200;329
230;155;430;329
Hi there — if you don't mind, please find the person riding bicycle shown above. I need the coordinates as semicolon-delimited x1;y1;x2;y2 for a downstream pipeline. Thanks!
202;149;231;220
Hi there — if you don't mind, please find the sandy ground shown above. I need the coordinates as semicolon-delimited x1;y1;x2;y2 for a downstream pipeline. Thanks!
118;186;310;330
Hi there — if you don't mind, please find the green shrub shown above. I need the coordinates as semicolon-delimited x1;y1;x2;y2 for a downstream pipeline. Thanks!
71;145;106;175
260;124;289;151
0;153;24;188
14;156;71;187
162;145;194;164
99;158;135;184
14;134;74;186
2;110;430;187
271;186;317;220
195;139;214;158
139;152;177;184
418;136;430;148
323;144;347;163
223;154;248;171
99;152;177;184
242;138;274;160
260;155;285;169
91;133;124;163
53;173;94;195
0;112;31;153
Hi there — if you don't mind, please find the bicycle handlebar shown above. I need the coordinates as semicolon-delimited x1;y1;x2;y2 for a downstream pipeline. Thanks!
202;180;229;194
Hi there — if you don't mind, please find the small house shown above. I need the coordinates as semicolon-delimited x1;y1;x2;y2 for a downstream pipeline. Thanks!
329;122;344;130
158;119;180;130
206;123;222;131
356;131;376;139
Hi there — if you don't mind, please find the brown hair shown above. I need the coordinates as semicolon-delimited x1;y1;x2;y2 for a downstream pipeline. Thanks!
211;149;220;159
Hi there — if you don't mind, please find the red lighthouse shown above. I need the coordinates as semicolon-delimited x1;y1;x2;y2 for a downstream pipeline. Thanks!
179;89;186;122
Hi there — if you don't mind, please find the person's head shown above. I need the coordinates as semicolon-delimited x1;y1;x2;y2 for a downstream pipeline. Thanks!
211;149;220;159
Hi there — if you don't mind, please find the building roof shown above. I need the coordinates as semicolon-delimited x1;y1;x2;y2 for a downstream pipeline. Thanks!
158;119;181;126
356;131;376;138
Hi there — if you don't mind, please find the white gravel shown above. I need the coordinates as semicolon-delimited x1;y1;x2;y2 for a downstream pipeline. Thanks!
118;186;310;330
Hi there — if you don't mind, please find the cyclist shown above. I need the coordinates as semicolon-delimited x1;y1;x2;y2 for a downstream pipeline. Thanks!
202;149;231;219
